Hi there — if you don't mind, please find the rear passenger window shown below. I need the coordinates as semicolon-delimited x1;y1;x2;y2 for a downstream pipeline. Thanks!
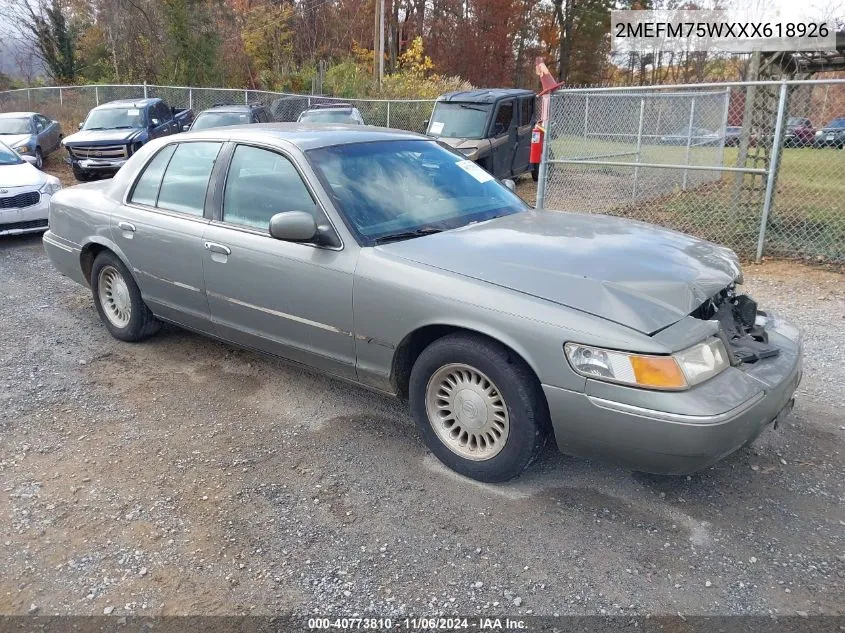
130;144;177;207
156;142;222;215
223;145;314;231
493;101;514;135
520;97;534;126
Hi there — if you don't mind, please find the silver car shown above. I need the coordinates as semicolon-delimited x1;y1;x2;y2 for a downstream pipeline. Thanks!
0;140;62;236
0;111;63;169
42;124;802;482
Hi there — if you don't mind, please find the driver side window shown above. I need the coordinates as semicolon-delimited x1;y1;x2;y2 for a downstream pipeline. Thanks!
222;144;315;231
492;100;514;136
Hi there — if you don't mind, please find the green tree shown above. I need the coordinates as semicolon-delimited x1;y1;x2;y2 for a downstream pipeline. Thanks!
160;0;224;86
18;0;80;83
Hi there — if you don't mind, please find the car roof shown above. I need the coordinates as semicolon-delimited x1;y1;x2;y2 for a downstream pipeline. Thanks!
437;88;535;104
301;105;359;113
183;123;427;150
0;112;35;118
95;98;160;109
198;104;260;114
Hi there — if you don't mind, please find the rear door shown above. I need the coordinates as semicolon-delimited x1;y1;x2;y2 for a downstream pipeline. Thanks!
512;96;535;176
149;102;176;138
112;140;222;331
488;99;516;179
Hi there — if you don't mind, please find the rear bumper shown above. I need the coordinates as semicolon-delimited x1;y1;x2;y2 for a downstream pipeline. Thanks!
0;193;50;236
42;230;87;286
544;316;803;474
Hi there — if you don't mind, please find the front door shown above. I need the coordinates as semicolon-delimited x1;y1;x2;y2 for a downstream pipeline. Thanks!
511;96;535;176
112;140;222;331
489;99;516;179
202;143;357;379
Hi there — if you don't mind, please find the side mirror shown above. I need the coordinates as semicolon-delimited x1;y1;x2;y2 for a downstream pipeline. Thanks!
150;118;160;127
269;211;317;242
78;122;83;130
502;178;516;192
182;124;190;132
21;155;37;166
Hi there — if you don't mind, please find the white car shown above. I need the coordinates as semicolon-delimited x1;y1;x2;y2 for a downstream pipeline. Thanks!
0;140;62;236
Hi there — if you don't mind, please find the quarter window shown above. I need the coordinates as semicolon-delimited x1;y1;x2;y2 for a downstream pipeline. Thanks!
156;142;222;216
223;145;315;230
519;97;534;126
129;144;177;207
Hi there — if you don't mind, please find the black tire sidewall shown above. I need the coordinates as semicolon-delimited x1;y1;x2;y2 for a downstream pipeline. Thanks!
35;148;43;170
90;252;153;342
409;334;548;483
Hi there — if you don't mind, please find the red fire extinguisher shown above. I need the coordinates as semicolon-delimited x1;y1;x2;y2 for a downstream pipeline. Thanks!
529;123;544;165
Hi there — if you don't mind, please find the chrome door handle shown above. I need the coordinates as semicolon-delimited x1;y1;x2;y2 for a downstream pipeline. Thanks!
118;221;136;232
204;241;231;255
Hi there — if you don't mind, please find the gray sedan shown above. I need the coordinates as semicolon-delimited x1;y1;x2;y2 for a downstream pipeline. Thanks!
42;124;802;482
0;111;63;169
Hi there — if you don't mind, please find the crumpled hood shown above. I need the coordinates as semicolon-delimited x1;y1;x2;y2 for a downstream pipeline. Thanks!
437;137;491;152
377;210;741;334
63;128;143;146
0;133;32;148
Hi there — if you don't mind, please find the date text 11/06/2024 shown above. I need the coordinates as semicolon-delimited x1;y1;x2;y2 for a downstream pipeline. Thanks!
307;617;528;630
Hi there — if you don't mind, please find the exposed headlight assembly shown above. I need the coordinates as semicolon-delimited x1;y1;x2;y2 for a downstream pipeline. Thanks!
14;144;31;154
564;337;729;391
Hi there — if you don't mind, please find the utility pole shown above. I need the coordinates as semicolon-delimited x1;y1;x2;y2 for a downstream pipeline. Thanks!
378;0;385;85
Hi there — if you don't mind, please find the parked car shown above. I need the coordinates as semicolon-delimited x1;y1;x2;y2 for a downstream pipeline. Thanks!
0;111;62;169
784;117;815;147
659;127;721;146
43;125;802;482
189;103;272;131
0;140;61;236
426;88;537;180
297;103;365;125
813;117;845;148
724;126;741;147
62;98;194;182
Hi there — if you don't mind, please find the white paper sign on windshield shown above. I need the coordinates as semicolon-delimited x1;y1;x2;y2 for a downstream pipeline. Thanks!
456;159;494;183
127;109;140;116
429;121;444;135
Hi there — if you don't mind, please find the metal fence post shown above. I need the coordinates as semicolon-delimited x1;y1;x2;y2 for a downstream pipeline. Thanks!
189;88;193;111
244;89;249;104
59;86;63;107
682;98;696;190
535;96;552;210
143;82;148;98
756;82;788;262
631;98;645;201
583;96;589;141
95;85;99;105
386;101;390;128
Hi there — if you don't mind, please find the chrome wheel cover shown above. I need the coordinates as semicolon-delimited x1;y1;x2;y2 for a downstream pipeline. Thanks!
98;265;132;328
425;363;510;461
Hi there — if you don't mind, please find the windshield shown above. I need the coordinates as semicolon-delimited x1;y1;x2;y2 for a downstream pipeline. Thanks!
787;117;806;127
307;139;526;245
298;110;359;124
84;107;146;130
192;111;251;130
825;118;845;129
427;102;491;139
0;118;32;135
0;142;23;165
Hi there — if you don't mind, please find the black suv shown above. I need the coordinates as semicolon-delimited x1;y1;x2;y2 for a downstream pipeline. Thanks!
188;103;272;131
425;89;537;180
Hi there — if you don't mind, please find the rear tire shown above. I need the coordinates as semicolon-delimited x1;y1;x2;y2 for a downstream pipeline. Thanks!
91;251;160;342
409;333;549;482
531;163;539;182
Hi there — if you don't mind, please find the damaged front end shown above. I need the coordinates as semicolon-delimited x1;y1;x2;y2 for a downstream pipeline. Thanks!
692;285;782;366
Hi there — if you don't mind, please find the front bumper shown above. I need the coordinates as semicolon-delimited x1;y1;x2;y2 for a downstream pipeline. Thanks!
0;192;50;236
543;316;802;474
67;155;128;173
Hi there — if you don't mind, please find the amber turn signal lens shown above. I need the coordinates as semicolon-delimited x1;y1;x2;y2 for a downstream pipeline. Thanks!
630;355;687;389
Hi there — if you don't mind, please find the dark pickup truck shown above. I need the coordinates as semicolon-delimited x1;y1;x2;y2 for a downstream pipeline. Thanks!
62;98;193;181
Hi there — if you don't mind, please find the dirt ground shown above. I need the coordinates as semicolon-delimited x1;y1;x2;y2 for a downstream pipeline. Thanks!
0;160;843;621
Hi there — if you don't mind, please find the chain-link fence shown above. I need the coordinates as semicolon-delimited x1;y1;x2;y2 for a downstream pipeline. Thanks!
539;79;845;263
0;84;435;135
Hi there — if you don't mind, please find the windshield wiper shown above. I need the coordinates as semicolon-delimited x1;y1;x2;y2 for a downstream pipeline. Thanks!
111;125;136;129
373;226;444;244
459;104;487;112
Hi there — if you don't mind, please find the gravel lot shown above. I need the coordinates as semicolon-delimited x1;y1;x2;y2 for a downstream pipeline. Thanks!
0;166;844;619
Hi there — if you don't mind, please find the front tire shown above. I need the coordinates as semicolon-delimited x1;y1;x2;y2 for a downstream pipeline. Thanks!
72;165;92;182
409;333;549;482
35;147;43;170
91;252;160;342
